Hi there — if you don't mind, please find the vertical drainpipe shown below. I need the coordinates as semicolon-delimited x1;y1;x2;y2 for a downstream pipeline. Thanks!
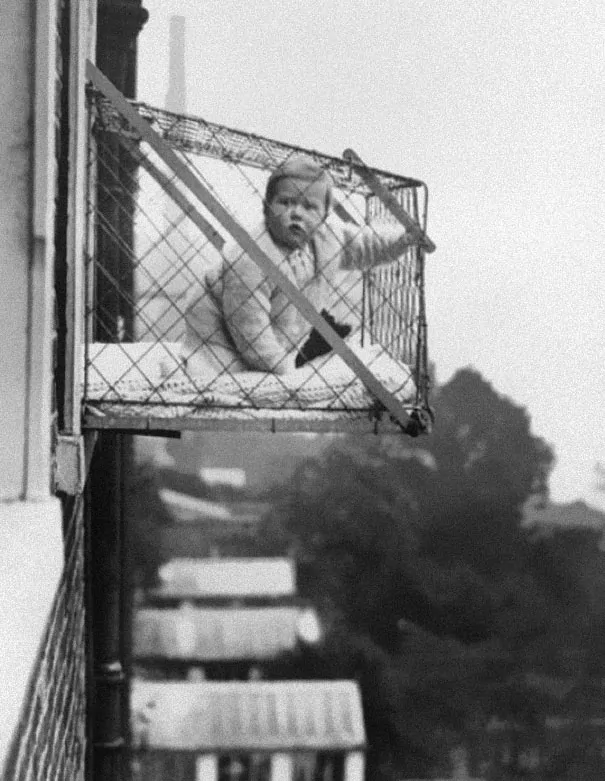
89;436;126;781
90;2;147;781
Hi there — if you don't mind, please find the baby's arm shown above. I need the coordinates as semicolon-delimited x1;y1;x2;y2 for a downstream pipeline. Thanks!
222;253;296;374
338;222;419;271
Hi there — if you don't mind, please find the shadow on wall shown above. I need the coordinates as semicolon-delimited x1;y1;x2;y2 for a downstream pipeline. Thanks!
136;432;332;491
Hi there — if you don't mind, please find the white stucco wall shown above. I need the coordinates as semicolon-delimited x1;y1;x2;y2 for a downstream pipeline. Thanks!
0;0;65;772
0;0;34;500
0;0;98;769
0;498;63;769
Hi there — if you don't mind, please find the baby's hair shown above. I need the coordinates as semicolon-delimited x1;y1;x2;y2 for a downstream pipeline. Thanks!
264;155;333;214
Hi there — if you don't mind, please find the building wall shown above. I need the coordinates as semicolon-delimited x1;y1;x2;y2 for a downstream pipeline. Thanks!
0;0;93;776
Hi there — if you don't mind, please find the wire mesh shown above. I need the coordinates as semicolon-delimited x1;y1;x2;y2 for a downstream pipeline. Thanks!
83;91;431;433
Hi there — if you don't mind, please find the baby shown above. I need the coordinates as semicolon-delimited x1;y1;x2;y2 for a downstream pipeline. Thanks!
182;155;427;378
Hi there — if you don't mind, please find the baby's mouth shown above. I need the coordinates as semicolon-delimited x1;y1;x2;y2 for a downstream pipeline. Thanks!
287;224;308;244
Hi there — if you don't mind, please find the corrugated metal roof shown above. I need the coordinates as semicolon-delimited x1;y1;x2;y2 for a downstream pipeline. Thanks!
133;606;315;661
159;489;234;522
159;490;271;525
154;558;296;600
131;680;366;751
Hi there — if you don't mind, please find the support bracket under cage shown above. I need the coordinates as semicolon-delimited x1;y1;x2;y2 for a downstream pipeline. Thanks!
55;432;98;494
85;60;422;435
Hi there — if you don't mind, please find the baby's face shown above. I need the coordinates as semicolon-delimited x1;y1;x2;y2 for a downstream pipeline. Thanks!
265;177;327;250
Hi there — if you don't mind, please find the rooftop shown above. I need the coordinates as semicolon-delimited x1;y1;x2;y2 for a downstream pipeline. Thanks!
134;605;319;661
152;557;296;601
131;680;366;752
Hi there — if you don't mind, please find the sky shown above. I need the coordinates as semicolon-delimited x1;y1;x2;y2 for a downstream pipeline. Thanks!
136;0;605;509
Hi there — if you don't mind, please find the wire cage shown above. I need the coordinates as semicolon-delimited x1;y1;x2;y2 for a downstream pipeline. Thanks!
83;64;433;435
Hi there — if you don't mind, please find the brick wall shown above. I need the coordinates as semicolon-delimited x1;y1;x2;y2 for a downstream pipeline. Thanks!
2;497;87;781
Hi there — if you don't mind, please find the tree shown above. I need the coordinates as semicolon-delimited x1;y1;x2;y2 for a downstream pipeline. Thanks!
257;368;595;778
261;368;558;641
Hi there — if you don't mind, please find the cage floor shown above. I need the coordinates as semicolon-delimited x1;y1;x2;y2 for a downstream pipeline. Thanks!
83;341;420;434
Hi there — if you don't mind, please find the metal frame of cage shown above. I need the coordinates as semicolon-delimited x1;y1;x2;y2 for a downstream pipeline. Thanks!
82;61;433;436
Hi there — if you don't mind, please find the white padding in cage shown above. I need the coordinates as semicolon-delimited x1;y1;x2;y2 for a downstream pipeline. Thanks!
85;338;415;412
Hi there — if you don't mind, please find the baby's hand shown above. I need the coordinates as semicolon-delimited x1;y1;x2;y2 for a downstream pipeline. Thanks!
404;227;430;250
407;226;435;253
417;232;432;250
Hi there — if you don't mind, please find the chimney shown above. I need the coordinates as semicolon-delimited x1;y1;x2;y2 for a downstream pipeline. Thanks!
166;15;187;113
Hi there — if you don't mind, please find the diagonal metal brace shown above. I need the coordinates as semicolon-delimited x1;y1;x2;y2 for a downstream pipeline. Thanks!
86;60;419;433
118;134;225;252
342;148;435;254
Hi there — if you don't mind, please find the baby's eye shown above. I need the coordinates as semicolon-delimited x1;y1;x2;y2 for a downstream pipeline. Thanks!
304;200;321;212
